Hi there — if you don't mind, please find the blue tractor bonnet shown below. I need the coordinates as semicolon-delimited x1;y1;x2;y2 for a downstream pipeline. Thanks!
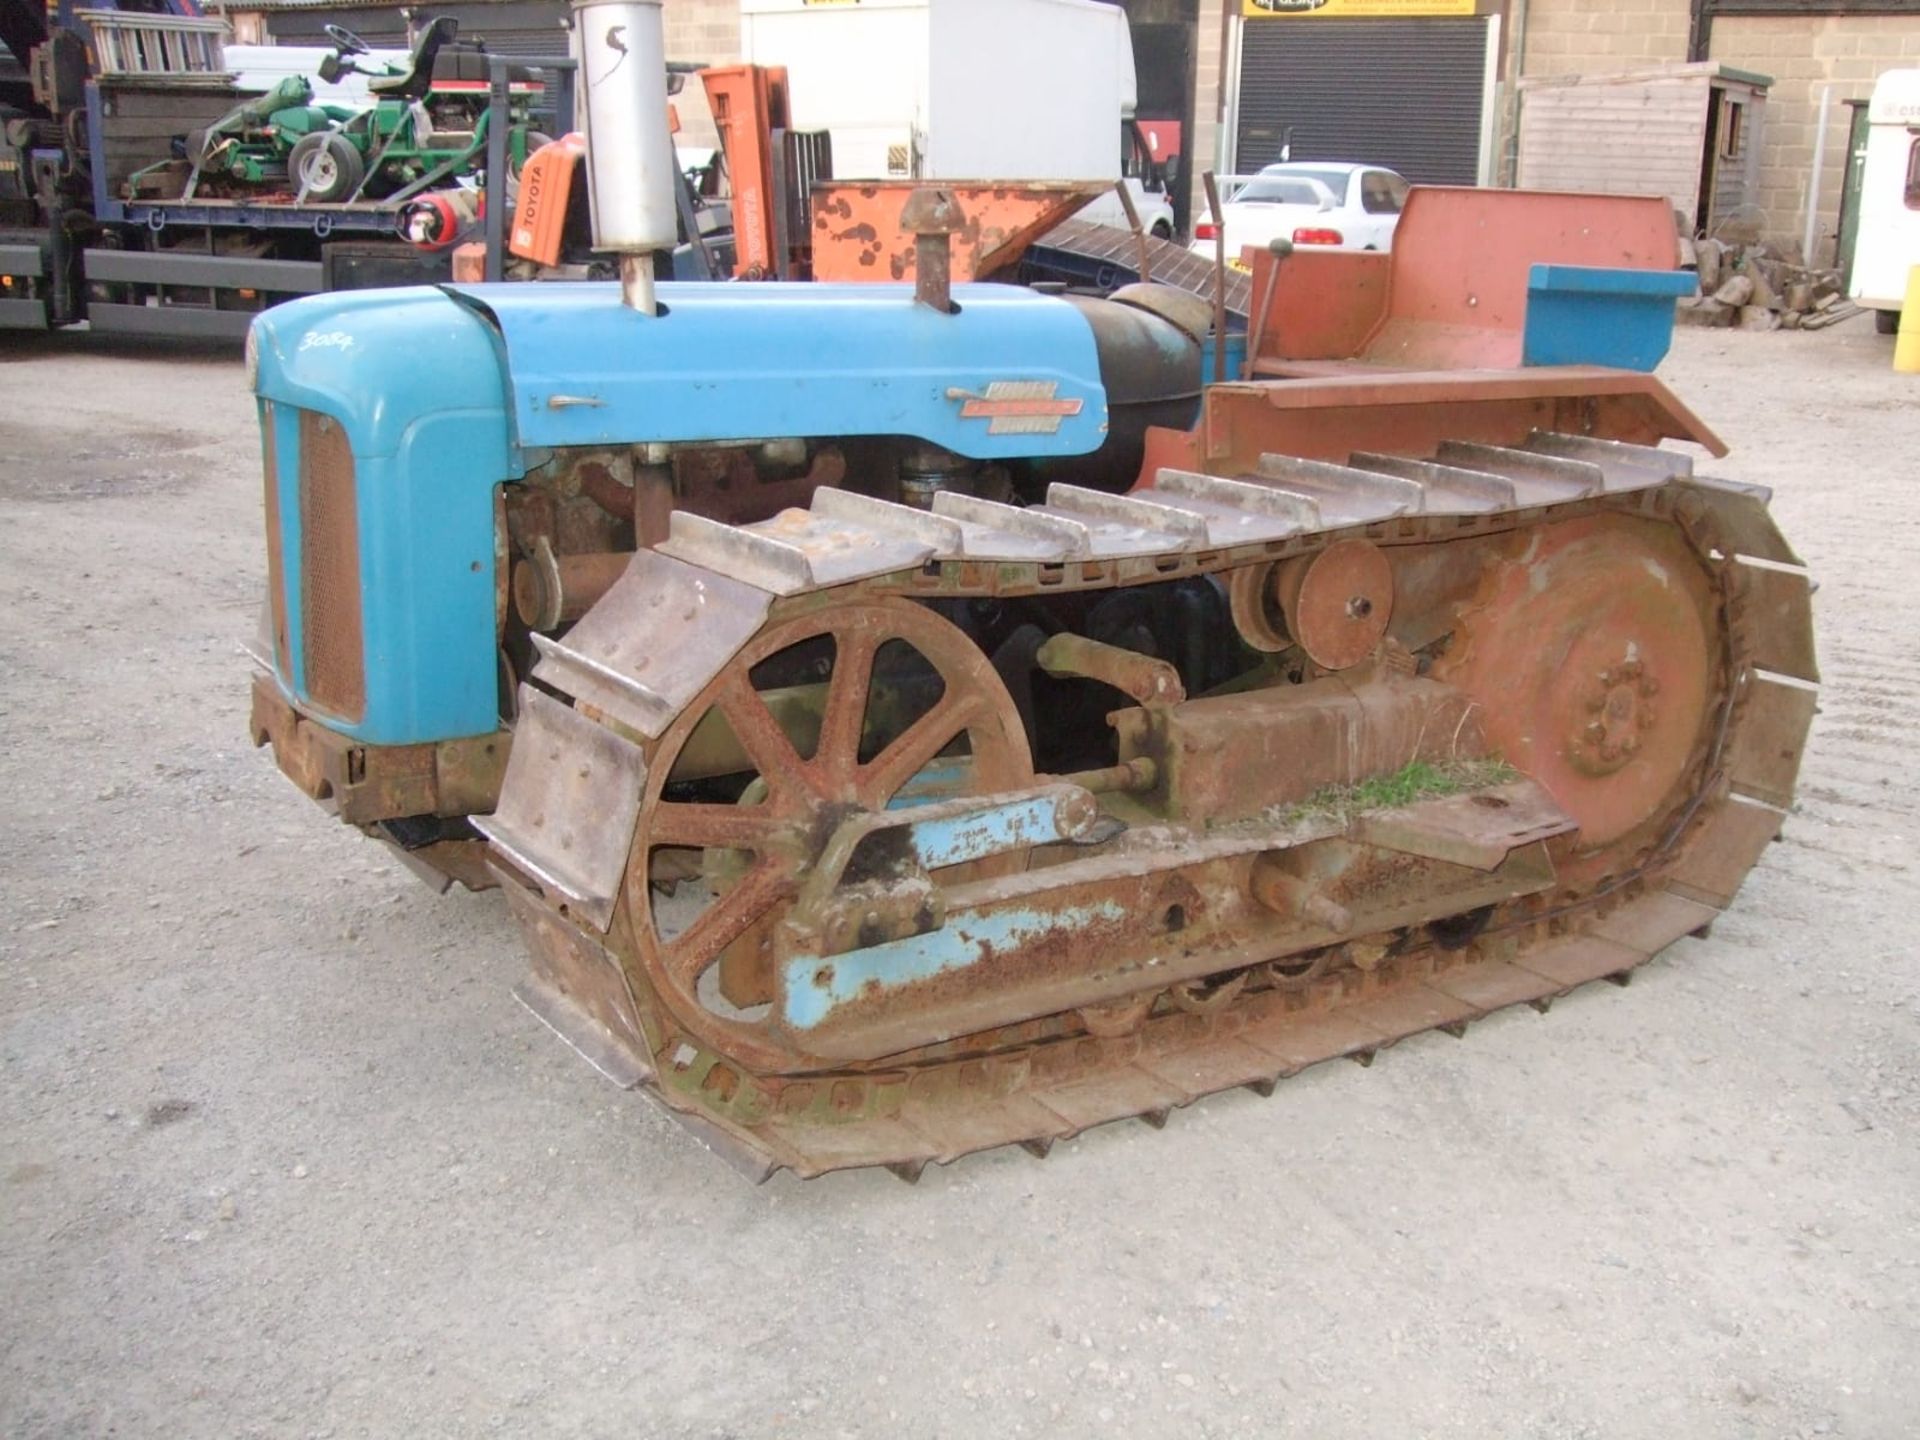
247;280;1113;748
442;280;1112;458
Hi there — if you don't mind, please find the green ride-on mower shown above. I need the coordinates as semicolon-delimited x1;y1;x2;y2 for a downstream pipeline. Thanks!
145;75;356;199
299;18;549;202
143;17;548;206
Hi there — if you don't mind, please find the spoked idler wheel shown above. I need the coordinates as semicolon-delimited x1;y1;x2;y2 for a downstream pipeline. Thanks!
1436;513;1723;884
622;597;1033;1074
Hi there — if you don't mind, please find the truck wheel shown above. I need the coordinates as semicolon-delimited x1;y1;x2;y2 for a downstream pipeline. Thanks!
1876;309;1900;336
1151;220;1172;240
290;132;365;203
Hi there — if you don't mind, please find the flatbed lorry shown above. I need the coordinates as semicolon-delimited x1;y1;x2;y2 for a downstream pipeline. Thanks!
1;1;540;338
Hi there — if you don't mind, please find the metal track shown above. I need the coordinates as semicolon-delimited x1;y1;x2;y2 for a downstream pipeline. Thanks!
482;432;1817;1181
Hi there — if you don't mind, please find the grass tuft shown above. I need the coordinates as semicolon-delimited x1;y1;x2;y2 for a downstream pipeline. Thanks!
1279;757;1519;828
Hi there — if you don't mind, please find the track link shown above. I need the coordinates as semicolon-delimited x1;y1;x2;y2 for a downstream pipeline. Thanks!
481;431;1817;1181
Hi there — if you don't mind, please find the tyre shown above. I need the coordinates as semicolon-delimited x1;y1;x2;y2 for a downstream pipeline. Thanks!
289;131;364;204
1876;308;1900;336
1151;220;1173;240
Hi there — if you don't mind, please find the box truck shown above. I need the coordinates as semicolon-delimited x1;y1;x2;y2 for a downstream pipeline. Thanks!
738;0;1175;236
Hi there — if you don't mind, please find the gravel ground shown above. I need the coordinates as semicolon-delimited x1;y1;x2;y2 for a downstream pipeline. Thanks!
2;317;1916;1440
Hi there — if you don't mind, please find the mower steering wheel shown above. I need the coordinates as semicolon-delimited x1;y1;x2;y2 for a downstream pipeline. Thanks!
324;23;372;55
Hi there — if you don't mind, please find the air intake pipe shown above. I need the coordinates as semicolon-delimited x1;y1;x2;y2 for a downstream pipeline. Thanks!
572;0;676;313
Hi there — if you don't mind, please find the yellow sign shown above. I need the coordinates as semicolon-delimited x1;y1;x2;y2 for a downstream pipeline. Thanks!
1243;0;1476;16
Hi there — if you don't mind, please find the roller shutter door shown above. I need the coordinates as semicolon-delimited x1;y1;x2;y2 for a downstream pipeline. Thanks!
459;26;573;67
1235;18;1489;185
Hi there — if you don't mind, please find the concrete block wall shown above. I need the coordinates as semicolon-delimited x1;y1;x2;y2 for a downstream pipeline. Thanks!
1711;15;1920;265
1521;0;1690;75
663;0;740;149
1518;0;1920;262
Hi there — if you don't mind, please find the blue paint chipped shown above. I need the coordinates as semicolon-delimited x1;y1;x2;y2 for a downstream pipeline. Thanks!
903;794;1063;870
781;899;1128;1031
886;757;976;809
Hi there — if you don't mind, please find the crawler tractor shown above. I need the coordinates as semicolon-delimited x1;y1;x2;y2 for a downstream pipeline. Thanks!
247;0;1815;1181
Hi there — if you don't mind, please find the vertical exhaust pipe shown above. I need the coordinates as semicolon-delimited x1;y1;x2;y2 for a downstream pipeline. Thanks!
572;0;675;313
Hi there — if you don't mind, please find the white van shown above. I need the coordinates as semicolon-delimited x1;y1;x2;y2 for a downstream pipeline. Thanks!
1849;68;1920;334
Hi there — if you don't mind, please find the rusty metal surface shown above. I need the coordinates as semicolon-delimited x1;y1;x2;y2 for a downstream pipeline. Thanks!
1226;560;1291;654
1199;368;1728;472
501;875;655;1082
381;837;498;895
626;596;1036;1076
810;181;1109;284
529;548;773;739
1352;779;1577;871
1721;670;1818;810
900;187;964;313
1036;632;1186;707
249;671;507;828
1114;669;1484;825
475;418;1814;1180
1277;539;1393;670
662;507;933;595
1435;513;1717;868
296;409;365;722
1243;248;1390;363
476;687;648;932
248;670;338;807
1028;219;1253;320
512;548;633;632
1247;187;1679;374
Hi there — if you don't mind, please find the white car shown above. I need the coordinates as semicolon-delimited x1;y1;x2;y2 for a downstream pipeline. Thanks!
1191;163;1410;265
1078;178;1179;240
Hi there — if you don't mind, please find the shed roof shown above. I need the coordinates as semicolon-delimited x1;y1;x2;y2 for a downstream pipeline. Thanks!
1520;61;1772;94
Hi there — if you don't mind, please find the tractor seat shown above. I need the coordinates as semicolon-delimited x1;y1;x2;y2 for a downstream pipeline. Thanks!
426;47;543;87
368;15;460;100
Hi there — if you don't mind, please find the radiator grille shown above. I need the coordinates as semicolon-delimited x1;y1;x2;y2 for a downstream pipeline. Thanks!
297;408;365;721
260;403;291;673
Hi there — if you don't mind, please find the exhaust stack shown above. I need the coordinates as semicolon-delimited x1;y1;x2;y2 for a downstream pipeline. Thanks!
572;0;676;313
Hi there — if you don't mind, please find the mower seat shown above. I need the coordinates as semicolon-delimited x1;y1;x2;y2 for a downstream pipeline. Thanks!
428;47;542;87
368;16;459;100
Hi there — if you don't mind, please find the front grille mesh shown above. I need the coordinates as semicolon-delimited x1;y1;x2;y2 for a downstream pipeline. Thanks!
297;409;365;721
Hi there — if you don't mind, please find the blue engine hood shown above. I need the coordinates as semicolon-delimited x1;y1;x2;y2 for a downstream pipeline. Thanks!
441;280;1112;459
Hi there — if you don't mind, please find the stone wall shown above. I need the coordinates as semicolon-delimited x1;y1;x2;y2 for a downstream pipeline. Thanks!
1521;0;1690;77
1517;0;1920;261
1710;14;1920;263
663;0;740;149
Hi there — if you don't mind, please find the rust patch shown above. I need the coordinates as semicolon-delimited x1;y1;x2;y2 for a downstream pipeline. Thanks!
296;409;364;722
